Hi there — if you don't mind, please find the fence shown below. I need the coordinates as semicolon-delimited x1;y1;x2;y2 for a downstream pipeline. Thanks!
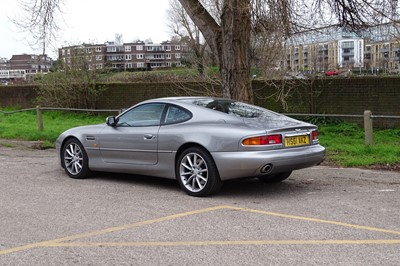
1;106;400;145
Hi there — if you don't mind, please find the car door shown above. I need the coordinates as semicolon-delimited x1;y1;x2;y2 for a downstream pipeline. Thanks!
98;103;165;165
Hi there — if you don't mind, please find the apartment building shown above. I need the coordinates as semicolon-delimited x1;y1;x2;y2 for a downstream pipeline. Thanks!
0;54;53;81
285;23;400;73
59;40;188;70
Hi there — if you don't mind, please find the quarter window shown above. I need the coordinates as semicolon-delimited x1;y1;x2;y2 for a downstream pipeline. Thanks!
164;105;192;124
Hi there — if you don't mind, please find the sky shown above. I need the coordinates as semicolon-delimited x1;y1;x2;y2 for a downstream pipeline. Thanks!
0;0;172;59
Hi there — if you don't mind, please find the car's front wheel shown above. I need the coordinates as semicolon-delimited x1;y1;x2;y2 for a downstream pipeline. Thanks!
61;138;91;179
258;171;292;183
176;147;222;197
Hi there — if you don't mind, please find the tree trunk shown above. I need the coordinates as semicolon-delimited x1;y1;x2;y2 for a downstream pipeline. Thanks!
178;0;253;103
220;0;253;102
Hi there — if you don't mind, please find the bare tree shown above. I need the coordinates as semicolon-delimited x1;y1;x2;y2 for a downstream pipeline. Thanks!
168;0;213;76
13;0;63;55
176;0;400;102
35;47;106;109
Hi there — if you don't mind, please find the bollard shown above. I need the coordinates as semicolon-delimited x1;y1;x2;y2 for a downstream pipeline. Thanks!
36;106;44;131
364;110;373;145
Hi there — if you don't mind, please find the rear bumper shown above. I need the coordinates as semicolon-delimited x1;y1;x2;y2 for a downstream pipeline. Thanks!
212;144;325;181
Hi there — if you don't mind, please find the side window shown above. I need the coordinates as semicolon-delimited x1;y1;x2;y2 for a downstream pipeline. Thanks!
117;103;165;127
164;105;192;124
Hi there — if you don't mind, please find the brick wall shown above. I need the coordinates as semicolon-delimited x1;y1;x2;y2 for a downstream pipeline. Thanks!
0;85;38;108
1;78;399;127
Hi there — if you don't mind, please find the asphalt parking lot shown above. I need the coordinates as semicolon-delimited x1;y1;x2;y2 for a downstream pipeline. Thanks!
0;143;399;265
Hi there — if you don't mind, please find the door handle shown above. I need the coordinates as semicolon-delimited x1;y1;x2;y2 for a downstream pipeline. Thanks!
143;134;155;140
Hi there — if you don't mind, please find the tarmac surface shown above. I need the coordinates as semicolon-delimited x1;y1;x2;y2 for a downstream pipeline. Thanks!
0;141;399;265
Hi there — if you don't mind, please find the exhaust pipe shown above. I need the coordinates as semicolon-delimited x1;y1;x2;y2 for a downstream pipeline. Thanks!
260;163;273;174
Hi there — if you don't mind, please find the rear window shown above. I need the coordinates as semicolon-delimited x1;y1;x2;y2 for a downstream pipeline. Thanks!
186;99;269;118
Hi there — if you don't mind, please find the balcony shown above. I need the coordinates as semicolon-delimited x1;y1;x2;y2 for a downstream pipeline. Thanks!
342;52;354;56
106;47;124;53
106;55;124;62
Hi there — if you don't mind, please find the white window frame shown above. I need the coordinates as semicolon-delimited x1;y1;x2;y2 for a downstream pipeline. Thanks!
125;46;131;52
125;54;132;60
175;45;181;50
137;62;144;68
136;45;143;51
175;53;181;59
136;54;143;59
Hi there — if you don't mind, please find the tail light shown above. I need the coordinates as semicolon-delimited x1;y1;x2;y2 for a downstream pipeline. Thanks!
242;134;282;146
312;130;319;141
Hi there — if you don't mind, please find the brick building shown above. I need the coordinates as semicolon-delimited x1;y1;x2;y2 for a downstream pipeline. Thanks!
0;54;53;81
58;40;188;70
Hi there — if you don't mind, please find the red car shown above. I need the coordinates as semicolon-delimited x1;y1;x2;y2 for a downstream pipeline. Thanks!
325;69;339;76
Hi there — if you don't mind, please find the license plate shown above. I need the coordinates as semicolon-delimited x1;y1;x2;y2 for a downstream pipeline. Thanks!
285;135;309;147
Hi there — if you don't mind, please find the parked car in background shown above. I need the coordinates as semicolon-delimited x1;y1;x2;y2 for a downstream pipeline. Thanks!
324;69;339;76
56;97;325;197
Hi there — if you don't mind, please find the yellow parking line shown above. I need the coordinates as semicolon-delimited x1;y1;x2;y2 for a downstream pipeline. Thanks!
0;205;227;255
1;205;399;256
230;206;400;235
45;239;400;247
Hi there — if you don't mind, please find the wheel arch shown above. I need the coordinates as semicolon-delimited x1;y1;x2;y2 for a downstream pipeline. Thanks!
174;142;220;177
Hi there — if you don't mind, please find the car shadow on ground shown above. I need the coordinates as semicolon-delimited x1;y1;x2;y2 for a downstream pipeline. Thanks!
87;172;310;198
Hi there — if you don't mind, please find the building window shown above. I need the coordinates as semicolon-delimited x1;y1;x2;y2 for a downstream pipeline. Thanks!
125;46;131;52
96;55;102;61
175;53;181;59
166;54;171;59
137;54;143;59
137;45;143;51
125;54;132;60
96;64;103;69
107;47;117;52
175;45;181;50
96;47;102;52
126;63;132;68
165;45;171;51
137;62;144;68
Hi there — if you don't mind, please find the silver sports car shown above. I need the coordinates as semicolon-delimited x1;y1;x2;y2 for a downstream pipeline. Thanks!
56;97;325;197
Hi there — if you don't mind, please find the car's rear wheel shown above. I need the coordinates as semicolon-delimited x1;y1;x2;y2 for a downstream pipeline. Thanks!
258;171;292;183
62;138;91;179
176;147;222;197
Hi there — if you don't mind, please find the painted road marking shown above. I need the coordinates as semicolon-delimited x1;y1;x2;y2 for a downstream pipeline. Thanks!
1;205;399;255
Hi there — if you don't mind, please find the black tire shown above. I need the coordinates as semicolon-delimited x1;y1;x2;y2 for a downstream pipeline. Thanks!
258;171;292;183
61;138;91;179
176;147;222;197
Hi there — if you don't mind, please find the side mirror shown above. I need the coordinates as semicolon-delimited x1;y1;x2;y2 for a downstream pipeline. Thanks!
106;116;118;127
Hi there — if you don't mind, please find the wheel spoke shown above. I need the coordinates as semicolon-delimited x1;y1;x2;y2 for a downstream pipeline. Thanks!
195;176;205;190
